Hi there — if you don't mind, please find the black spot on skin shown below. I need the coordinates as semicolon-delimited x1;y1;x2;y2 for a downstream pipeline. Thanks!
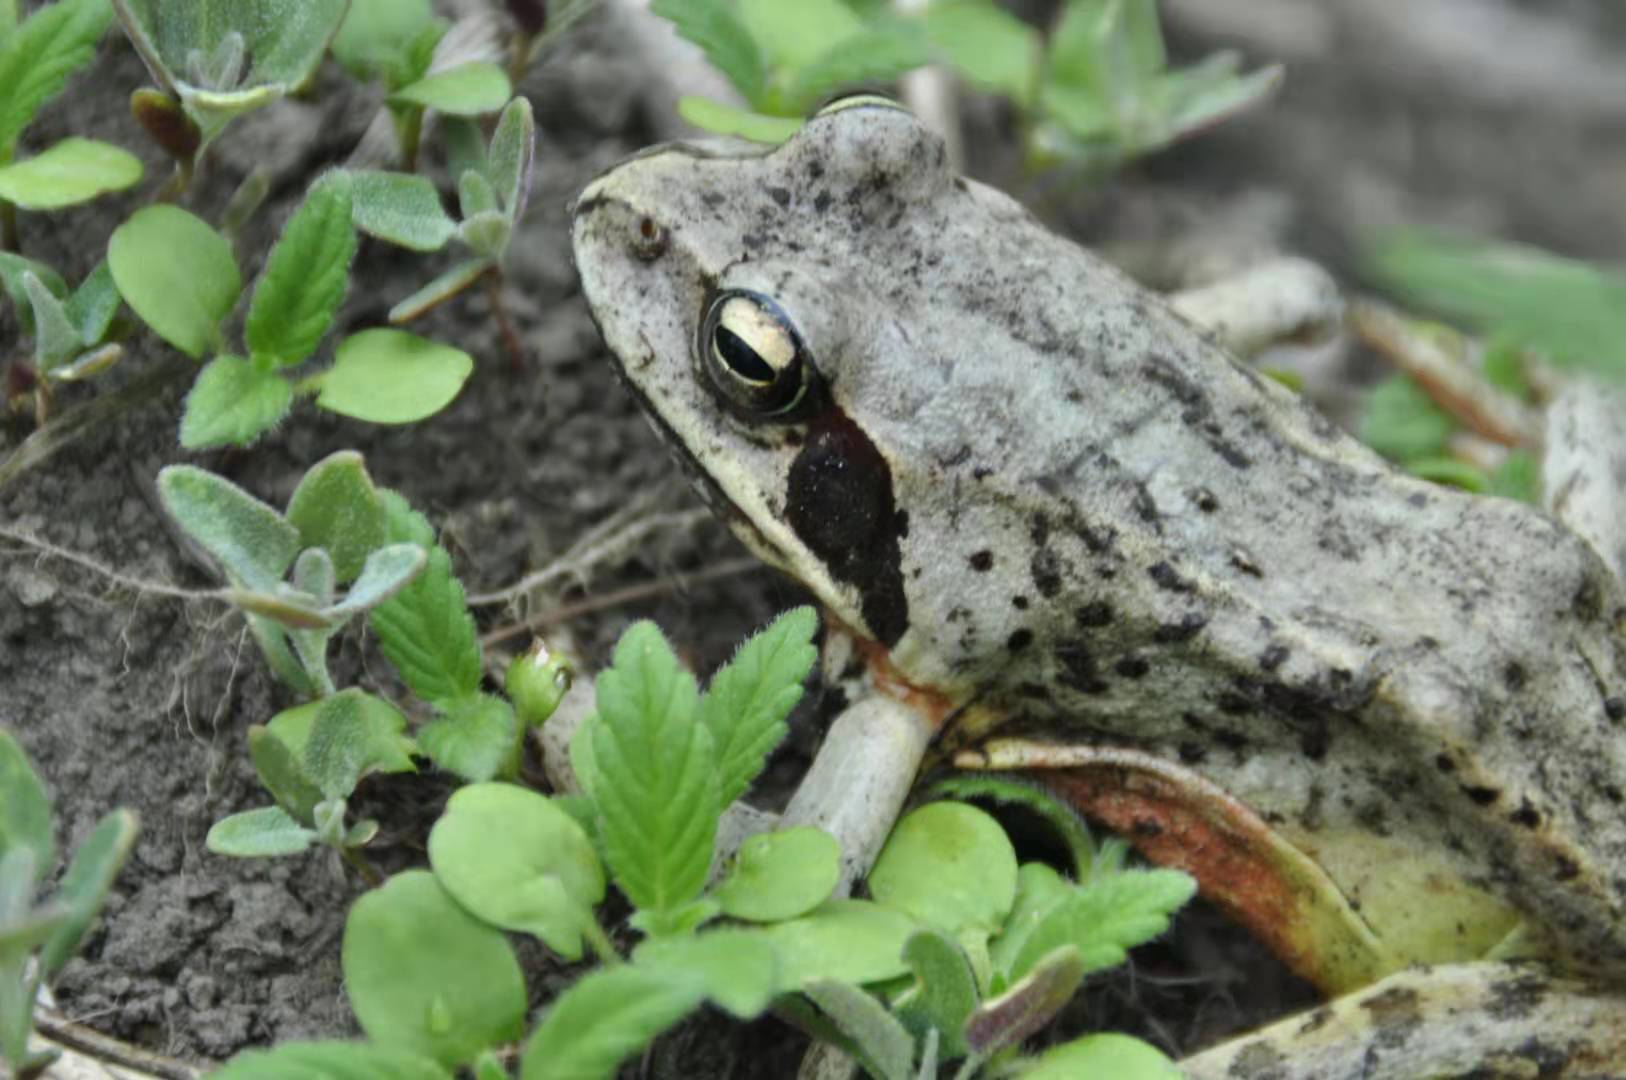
766;186;790;207
1435;754;1456;774
1217;693;1252;716
813;190;832;213
1510;801;1541;828
1114;656;1150;679
1017;681;1049;701
1573;576;1604;621
1055;642;1108;694
1606;785;1625;804
1029;513;1051;547
1407;492;1429;508
1462;785;1501;806
1153;613;1208;643
1007;629;1034;652
1030;549;1064;598
1486;974;1550;1021
785;411;908;647
1554;855;1581;882
1361;987;1424;1050
968;550;994;572
1503;662;1528;691
1177;742;1207;765
1260;644;1291;671
1191;487;1219;513
1147;562;1195;593
1299;723;1331;761
1606;697;1626;722
1011;595;1029;611
1074;602;1113;627
1212;728;1248;752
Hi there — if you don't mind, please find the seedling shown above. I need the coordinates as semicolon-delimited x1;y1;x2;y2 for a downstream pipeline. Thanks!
0;731;138;1080
0;256;126;421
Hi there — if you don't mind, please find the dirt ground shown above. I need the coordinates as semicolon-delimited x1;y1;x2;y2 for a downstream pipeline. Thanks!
2;1;1624;1075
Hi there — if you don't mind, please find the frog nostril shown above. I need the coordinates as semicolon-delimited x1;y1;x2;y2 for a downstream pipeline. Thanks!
632;215;666;260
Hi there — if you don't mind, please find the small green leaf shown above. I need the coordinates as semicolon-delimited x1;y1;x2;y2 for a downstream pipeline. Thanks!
388;257;493;323
487;96;534;220
630;929;780;1018
249;721;324;825
417;695;517;783
428;783;604;960
285;451;387;584
23;270;79;367
736;0;861;72
925;1;1040;102
591;621;716;929
64;261;120;345
344;871;526;1068
378;487;436;548
325;543;426;619
180;355;294;449
713;826;839;923
1005;869;1195;984
46;343;123;382
782;20;930;115
964;944;1085;1059
0;729;54;877
0;0;113;159
754;899;917;988
156;465;300;591
803;979;915;1080
0;250;64;334
206;805;316;858
316;329;473;424
892;929;977;1059
391;62;511;116
40;808;137;977
457;169;498;218
505;644;574;730
921;775;1100;879
331;0;439;84
108;204;240;359
369;545;482;705
520;964;706;1080
1162;60;1282;151
296;545;339;610
650;0;764;105
1020;1033;1182;1079
350;170;456;252
458;209;510;259
303;689;416;801
1358;374;1456;463
869;802;1019;940
989;862;1071;985
246;173;356;367
700;606;817;806
1491;449;1539;504
211;1040;454;1080
0;137;142;209
1406;456;1489;493
675;96;802;144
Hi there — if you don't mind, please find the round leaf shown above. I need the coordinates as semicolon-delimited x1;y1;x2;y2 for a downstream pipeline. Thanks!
286;451;386;584
428;783;604;961
206;806;315;858
1021;1033;1182;1079
868;801;1018;939
343;870;525;1067
317;329;473;424
714;826;840;923
108;205;240;359
0;137;143;209
180;355;293;449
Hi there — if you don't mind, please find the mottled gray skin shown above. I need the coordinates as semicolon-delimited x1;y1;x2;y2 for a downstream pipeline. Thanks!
571;104;1626;977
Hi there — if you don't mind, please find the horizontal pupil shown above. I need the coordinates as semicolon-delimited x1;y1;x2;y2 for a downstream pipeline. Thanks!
715;325;778;384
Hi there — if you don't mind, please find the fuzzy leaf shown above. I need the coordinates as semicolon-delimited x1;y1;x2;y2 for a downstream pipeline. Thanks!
487;96;533;220
417;695;516;783
736;0;860;72
631;929;780;1018
699;606;817;806
892;929;976;1059
869;802;1018;940
0;0;113;159
180;354;293;449
40;808;137;977
964;944;1085;1058
316;329;473;424
331;0;438;84
113;0;347;100
457;168;498;218
206;805;315;858
285;451;386;584
0;136;141;208
0;251;64;335
713;826;839;923
246;173;355;367
350;170;457;251
651;0;764;105
754;899;917;988
211;1040;454;1080
324;543;426;619
0;729;54;877
458;209;510;259
388;257;492;323
1020;1033;1182;1079
108;204;240;359
520;964;707;1080
157;464;299;590
590;622;716;929
249;722;323;825
1004;869;1195;983
803;979;915;1080
23;270;79;367
64;260;119;345
390;61;510;115
369;545;482;705
302;689;416;801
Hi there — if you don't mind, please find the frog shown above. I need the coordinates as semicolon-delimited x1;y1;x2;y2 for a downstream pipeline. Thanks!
571;96;1626;1071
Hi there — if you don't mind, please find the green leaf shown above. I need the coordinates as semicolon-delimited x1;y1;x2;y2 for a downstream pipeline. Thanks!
388;257;492;323
921;775;1100;879
324;543;427;619
892;929;976;1059
331;0;438;84
925;0;1040;102
316;329;474;424
754;899;917;988
108;204;240;359
429;783;604;961
989;862;1071;985
156;464;300;591
1491;449;1539;504
0;0;113;160
1406;456;1489;493
285;450;386;584
713;826;839;923
23;270;79;367
487;96;534;220
390;62;511;115
343;871;526;1068
417;695;517;783
246;173;355;367
378;487;436;548
520;964;706;1080
650;0;765;106
782;20;930;115
349;170;457;251
964;944;1085;1059
249;721;324;824
868;802;1018;941
40;808;137;977
64;260;119;345
1004;869;1195;984
369;545;482;705
803;979;915;1080
211;1040;454;1080
630;929;781;1018
0;136;141;209
1020;1033;1182;1079
590;621;716;929
736;0;862;71
699;606;817;807
675;96;802;144
457;169;498;218
302;689;416;801
0;729;54;878
458;209;510;260
0;251;64;334
112;0;347;101
206;805;316;858
1160;59;1282;152
180;354;294;449
1358;374;1456;463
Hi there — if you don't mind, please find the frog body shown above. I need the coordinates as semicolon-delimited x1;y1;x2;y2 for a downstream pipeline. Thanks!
571;101;1626;995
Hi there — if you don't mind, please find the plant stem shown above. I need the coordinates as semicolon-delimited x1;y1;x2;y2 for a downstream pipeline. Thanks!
487;271;525;372
340;845;383;888
0;198;17;252
583;918;619;966
396;105;425;172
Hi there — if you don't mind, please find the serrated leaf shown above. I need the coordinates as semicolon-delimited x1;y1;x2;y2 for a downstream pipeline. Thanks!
1020;1032;1182;1079
344;871;525;1068
487;96;533;221
369;545;482;704
869;802;1018;940
0;729;53;878
388;257;493;323
180;354;294;449
782;20;930;115
40;808;136;977
316;328;473;424
989;862;1071;986
520;963;707;1080
1005;869;1195;983
963;944;1085;1058
714;826;839;923
0;0;113;159
754;899;917;988
246;172;355;367
429;783;603;960
64;260;119;345
206;805;315;858
378;487;436;547
1359;374;1455;463
925;0;1040;102
211;1040;454;1080
631;929;780;1018
23;270;79;367
675;95;802;144
157;465;300;591
417;695;515;783
590;622;715;928
651;0;765;106
286;451;386;584
108;204;240;359
302;689;416;800
700;606;817;806
350;170;457;251
0;136;141;209
892;929;976;1059
803;979;915;1080
390;61;510;115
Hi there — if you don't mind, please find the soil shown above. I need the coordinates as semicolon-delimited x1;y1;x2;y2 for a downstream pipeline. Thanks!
2;1;1623;1076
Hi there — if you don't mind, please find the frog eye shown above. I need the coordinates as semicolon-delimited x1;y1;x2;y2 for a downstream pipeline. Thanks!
700;290;813;417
